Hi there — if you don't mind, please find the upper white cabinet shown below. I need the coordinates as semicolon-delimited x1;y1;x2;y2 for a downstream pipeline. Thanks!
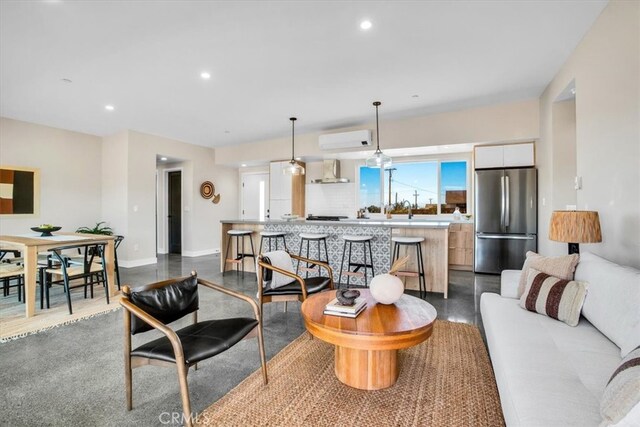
474;142;535;169
269;162;292;200
269;161;305;217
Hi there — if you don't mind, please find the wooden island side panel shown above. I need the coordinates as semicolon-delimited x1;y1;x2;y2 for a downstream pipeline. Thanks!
390;226;449;298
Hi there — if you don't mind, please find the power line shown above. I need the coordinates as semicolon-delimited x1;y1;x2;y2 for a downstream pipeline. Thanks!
390;179;438;196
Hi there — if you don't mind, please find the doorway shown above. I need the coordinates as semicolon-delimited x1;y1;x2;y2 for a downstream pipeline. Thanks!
168;170;182;254
241;172;269;220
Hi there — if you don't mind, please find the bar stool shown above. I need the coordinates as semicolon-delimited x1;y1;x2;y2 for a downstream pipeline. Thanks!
259;231;287;254
391;236;426;296
223;230;256;277
296;233;329;277
338;235;374;288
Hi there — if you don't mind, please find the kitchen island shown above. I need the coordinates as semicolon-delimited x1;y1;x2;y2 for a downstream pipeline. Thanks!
221;218;451;297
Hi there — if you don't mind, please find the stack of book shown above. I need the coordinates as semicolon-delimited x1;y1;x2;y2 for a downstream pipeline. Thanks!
323;297;367;318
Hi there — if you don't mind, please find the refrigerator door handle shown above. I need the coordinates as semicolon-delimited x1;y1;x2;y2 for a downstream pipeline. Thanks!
500;175;505;229
505;175;510;228
477;234;536;240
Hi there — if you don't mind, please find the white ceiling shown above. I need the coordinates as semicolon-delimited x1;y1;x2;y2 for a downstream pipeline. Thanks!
0;0;607;148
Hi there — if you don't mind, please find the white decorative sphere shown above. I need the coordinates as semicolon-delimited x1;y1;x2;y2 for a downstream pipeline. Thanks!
369;273;404;304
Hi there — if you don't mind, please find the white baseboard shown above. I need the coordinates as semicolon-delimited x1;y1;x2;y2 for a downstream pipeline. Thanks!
157;248;167;254
182;248;220;257
119;257;158;268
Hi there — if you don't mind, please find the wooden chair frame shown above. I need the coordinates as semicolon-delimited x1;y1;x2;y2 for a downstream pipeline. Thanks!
120;274;267;427
257;252;334;323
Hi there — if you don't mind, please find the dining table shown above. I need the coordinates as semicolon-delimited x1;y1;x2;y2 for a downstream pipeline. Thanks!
0;232;116;318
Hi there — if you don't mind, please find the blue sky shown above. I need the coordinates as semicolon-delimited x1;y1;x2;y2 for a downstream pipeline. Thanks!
360;161;467;208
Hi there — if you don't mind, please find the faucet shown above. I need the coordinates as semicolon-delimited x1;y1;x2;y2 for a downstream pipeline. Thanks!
402;201;413;219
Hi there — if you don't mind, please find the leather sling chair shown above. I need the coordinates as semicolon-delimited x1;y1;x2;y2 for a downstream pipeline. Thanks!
257;252;334;323
120;272;267;427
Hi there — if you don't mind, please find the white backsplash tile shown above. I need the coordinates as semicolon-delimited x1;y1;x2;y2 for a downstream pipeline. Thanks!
306;183;356;218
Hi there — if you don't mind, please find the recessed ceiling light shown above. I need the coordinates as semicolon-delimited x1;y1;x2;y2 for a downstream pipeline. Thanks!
105;105;115;111
412;94;419;98
201;72;211;80
360;20;372;30
61;78;72;83
224;130;230;134
160;157;168;161
241;164;247;167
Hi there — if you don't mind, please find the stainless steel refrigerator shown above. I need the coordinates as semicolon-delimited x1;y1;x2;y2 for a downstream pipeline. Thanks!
474;168;537;274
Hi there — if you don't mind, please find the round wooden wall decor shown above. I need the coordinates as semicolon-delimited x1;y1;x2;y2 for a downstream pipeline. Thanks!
200;181;214;199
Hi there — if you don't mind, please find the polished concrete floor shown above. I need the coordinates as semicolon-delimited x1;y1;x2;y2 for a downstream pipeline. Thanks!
0;253;501;427
123;253;501;339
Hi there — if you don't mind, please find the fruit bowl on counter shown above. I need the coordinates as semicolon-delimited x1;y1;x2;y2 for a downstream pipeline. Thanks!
281;214;299;221
31;225;61;236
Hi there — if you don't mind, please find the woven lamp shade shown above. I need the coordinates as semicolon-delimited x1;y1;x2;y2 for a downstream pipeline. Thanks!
549;211;602;243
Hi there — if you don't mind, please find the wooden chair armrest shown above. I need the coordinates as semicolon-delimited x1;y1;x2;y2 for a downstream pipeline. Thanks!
288;254;334;289
119;299;186;361
197;278;262;320
257;260;308;299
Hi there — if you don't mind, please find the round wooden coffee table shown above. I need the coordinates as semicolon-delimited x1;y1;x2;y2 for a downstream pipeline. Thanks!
301;289;437;390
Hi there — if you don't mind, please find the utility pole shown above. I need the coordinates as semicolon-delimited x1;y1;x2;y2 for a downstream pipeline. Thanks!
429;197;433;205
385;168;397;206
413;190;419;208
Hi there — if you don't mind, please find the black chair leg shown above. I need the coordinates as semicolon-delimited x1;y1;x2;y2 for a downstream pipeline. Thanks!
63;275;73;315
368;241;375;278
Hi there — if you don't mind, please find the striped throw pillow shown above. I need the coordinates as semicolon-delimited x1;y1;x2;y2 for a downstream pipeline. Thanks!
519;269;588;326
601;346;640;425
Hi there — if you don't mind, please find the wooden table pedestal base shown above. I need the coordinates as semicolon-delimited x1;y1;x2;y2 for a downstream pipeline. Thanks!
334;346;398;390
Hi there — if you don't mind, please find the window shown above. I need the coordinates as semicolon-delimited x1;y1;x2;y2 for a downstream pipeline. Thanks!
359;159;468;215
440;161;467;214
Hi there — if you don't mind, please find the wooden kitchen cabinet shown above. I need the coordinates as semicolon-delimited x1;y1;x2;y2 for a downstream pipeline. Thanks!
269;161;305;218
449;223;474;271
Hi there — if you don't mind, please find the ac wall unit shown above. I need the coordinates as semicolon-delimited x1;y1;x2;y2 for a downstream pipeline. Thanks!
318;130;372;150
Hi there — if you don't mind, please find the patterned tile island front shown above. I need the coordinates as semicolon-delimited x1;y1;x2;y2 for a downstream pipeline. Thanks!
220;219;450;297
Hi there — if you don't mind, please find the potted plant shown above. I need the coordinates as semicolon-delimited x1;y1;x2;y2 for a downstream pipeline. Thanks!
76;221;114;235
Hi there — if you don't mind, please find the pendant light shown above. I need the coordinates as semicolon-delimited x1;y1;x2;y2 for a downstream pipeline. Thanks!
365;101;392;168
284;117;305;175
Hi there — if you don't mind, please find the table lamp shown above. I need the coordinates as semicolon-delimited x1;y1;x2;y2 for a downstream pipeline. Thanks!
549;210;602;254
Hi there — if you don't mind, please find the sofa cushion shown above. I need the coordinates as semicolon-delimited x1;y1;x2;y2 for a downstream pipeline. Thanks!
481;292;621;426
519;269;588;327
575;252;640;357
518;251;579;297
501;269;521;298
600;346;640;425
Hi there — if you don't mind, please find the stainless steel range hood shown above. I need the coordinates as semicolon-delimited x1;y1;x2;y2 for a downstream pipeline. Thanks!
311;159;350;184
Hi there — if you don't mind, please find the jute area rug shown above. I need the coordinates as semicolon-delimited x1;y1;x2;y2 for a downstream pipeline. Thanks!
197;321;504;426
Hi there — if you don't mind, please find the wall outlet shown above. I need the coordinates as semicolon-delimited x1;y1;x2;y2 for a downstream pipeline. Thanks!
133;243;139;251
133;205;139;212
542;197;546;206
574;176;582;190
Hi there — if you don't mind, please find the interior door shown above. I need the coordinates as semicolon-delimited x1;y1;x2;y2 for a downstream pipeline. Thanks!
168;171;182;254
242;173;270;220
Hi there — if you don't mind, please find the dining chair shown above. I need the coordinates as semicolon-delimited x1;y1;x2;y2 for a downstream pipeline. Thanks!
43;243;108;314
120;272;267;427
0;263;24;302
257;251;334;323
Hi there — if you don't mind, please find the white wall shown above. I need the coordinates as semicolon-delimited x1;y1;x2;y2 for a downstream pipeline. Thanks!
551;99;577;210
124;131;237;264
215;99;540;165
539;0;640;267
0;117;103;235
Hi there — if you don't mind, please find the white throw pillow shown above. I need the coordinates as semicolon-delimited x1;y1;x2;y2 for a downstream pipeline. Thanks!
576;252;640;358
518;251;579;298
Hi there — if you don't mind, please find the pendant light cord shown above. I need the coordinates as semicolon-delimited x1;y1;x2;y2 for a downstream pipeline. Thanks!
290;117;296;161
374;101;381;153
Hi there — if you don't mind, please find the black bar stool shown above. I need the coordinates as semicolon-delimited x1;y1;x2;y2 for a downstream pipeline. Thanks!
338;235;374;288
223;230;256;277
259;231;287;254
391;236;426;296
296;233;329;277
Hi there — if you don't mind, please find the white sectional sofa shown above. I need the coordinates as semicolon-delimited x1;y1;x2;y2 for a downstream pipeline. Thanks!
481;252;640;426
